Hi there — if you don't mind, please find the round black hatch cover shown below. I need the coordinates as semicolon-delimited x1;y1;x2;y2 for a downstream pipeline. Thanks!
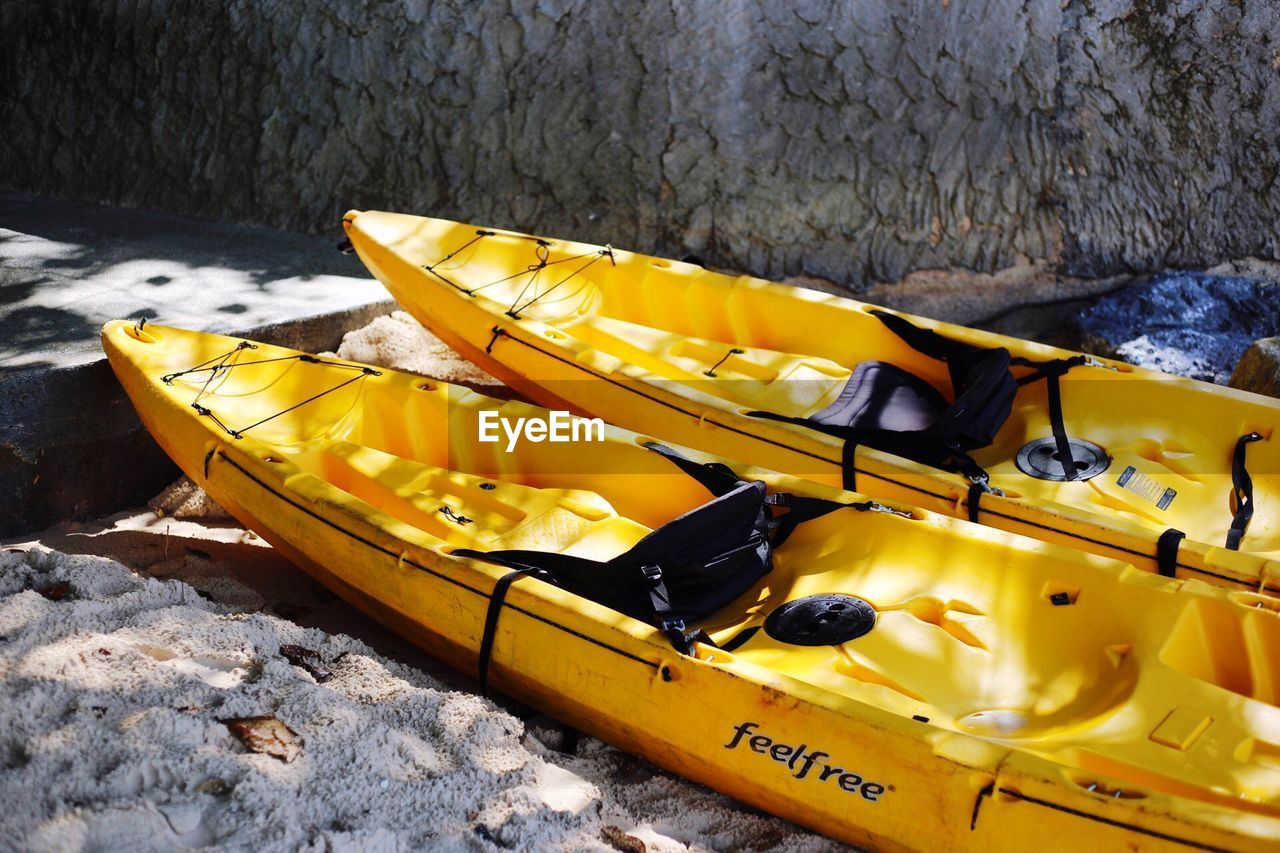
764;594;876;646
1014;436;1110;482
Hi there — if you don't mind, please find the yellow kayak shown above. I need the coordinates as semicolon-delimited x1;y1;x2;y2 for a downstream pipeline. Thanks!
343;210;1280;596
104;320;1280;851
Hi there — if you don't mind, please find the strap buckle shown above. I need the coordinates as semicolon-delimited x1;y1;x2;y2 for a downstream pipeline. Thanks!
866;501;913;518
966;472;1005;497
640;568;696;656
1081;356;1119;372
661;619;694;656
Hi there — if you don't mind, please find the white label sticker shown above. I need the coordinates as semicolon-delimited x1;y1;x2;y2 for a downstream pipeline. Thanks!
1116;465;1176;510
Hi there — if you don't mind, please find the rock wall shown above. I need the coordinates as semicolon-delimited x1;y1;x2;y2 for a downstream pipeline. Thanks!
3;0;1278;288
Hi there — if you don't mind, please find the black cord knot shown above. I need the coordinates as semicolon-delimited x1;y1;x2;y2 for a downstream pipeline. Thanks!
439;505;473;525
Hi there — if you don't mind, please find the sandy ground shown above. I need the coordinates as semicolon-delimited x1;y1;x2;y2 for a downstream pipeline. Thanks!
328;310;511;396
0;313;842;851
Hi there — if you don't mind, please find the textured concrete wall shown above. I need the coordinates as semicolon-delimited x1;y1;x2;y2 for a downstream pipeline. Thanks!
2;0;1278;288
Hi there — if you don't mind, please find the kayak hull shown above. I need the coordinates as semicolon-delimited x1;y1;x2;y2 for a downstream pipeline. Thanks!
342;210;1280;596
104;320;1280;851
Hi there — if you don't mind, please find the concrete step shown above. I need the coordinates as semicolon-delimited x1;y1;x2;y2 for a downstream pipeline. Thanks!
1;193;395;536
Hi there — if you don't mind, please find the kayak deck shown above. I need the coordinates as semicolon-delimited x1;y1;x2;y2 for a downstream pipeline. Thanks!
104;321;1280;842
344;211;1280;578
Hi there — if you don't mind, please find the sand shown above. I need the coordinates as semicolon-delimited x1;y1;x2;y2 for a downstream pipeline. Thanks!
1;310;841;850
1;513;838;851
328;310;510;395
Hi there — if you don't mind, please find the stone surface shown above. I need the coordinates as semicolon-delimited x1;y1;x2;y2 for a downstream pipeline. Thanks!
149;476;233;520
0;193;395;537
1230;337;1280;399
1074;272;1280;384
853;261;1131;328
2;1;1278;289
0;192;390;374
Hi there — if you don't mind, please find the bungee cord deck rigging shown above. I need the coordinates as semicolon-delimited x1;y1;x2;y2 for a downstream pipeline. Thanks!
160;340;381;440
421;227;615;317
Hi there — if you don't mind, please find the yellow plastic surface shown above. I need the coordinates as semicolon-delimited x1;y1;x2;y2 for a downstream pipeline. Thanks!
343;210;1280;596
104;321;1280;851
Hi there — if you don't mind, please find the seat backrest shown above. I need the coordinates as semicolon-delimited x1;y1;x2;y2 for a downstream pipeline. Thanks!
934;346;1017;451
610;480;772;621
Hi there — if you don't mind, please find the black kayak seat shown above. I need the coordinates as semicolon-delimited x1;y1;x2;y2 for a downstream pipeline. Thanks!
458;442;882;692
810;361;950;435
751;343;1017;475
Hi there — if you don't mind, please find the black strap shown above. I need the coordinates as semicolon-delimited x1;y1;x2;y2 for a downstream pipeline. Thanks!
842;439;858;491
477;564;548;697
643;441;742;497
1227;432;1264;551
766;492;876;549
959;456;1006;524
880;315;1088;484
967;480;984;523
1043;366;1078;479
640;563;694;653
1012;355;1091;481
872;309;974;370
462;546;707;660
716;625;760;652
1156;528;1185;578
751;407;1000;511
948;444;986;481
